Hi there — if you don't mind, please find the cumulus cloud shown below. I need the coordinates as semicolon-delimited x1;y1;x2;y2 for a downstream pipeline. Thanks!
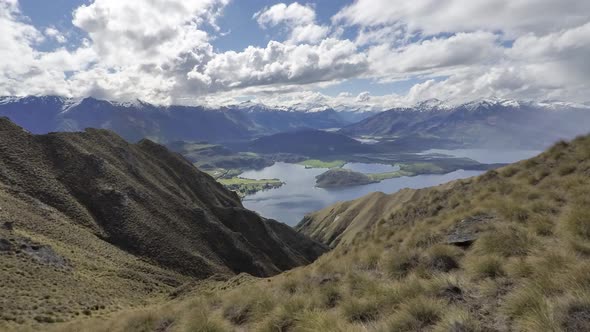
0;0;94;96
367;31;503;79
254;2;329;44
71;0;227;66
332;0;590;105
1;0;590;107
187;38;367;92
356;91;370;102
333;0;590;38
44;27;66;43
0;0;227;103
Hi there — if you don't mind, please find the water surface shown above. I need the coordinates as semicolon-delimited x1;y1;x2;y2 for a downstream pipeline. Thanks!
241;162;483;226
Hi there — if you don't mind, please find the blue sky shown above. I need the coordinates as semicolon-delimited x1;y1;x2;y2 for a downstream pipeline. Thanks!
15;0;391;98
1;0;589;107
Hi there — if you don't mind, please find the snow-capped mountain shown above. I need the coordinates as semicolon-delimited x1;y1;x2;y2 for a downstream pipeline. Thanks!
0;96;373;143
341;97;590;149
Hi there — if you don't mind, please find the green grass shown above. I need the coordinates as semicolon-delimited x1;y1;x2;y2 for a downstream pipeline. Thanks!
368;170;413;181
368;162;445;181
218;177;283;197
298;159;346;169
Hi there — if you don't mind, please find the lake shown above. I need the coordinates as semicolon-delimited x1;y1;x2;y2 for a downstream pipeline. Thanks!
240;148;544;226
241;162;483;226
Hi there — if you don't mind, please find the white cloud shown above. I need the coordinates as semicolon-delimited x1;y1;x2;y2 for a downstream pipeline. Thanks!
1;0;589;107
187;38;367;93
334;0;590;38
356;91;370;102
368;31;502;79
255;2;315;27
254;2;329;44
331;0;590;105
71;0;227;67
44;27;66;43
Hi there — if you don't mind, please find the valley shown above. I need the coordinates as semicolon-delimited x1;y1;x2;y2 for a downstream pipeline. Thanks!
0;97;588;331
40;128;590;332
3;1;590;331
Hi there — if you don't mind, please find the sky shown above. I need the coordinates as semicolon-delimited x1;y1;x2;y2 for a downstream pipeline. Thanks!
1;0;589;108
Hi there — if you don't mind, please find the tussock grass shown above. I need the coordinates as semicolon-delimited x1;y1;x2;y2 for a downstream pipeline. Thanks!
471;225;536;257
221;286;274;325
384;297;445;331
380;249;420;280
465;255;505;279
32;135;590;332
341;297;381;323
433;308;481;332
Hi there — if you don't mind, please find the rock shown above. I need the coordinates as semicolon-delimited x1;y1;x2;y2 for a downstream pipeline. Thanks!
438;285;463;303
2;221;13;231
446;214;493;248
2;236;69;268
0;238;13;251
21;243;69;268
431;255;459;272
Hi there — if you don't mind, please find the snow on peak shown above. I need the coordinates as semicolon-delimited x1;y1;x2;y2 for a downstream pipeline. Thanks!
413;98;451;111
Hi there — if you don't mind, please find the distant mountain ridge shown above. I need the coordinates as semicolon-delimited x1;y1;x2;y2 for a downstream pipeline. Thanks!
340;98;590;149
2;95;589;149
236;129;374;157
0;96;375;143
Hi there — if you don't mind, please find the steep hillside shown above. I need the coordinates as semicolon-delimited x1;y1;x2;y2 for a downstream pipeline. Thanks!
0;118;325;327
341;99;590;149
296;189;417;247
165;141;273;171
57;133;590;332
237;129;374;157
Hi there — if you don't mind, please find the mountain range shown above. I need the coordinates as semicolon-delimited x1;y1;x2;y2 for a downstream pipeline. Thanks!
0;96;375;144
341;98;590;149
1;96;589;151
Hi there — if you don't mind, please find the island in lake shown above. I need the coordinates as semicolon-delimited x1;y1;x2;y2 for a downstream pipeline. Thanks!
315;168;378;188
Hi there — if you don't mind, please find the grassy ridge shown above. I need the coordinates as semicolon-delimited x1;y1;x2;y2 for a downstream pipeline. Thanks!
0;119;327;330
50;135;590;331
